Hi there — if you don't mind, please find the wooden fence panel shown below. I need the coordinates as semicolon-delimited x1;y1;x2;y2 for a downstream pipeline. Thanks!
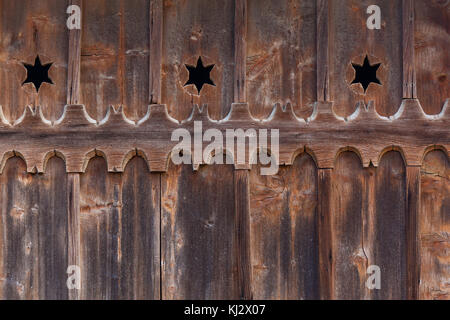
0;157;68;299
249;154;319;299
161;163;237;299
419;150;449;300
414;0;449;115
328;0;403;117
246;0;317;119
0;0;69;122
161;0;235;120
80;0;149;121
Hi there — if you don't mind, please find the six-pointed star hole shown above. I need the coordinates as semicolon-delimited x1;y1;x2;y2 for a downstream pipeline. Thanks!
351;55;381;93
184;56;215;94
22;55;53;92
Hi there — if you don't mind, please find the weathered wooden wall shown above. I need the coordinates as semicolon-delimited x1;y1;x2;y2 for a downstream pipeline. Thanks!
0;0;448;300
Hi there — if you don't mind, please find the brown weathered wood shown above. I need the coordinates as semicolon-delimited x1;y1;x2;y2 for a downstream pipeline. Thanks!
161;163;237;299
419;150;449;300
67;172;81;300
414;0;449;114
372;151;407;299
0;99;447;173
318;168;332;299
0;0;69;122
406;166;420;299
0;157;69;299
234;170;252;299
149;0;163;104
330;151;368;299
119;156;160;299
403;0;416;99
78;156;160;299
250;155;320;299
317;0;329;103
234;0;247;104
329;0;403;117
246;0;316;119
161;0;235;120
67;0;82;105
80;0;149;121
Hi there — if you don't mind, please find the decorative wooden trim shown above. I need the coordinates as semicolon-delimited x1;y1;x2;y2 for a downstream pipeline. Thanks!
149;0;163;104
402;0;416;99
67;0;82;105
234;0;247;103
0;98;447;173
317;0;329;102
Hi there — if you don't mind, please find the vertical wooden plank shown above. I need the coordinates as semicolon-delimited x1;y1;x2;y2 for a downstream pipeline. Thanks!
402;0;416;99
79;156;121;299
234;0;247;104
0;0;69;122
250;154;320;299
414;0;449;114
330;152;368;299
246;0;316;119
406;166;420;299
67;0;82;105
67;172;81;300
318;168;332;299
328;0;403;117
161;163;237;299
234;170;252;299
119;157;160;299
149;0;163;104
372;151;407;299
161;0;235;120
419;150;449;300
79;156;160;299
0;157;69;299
317;0;329;102
80;0;149;121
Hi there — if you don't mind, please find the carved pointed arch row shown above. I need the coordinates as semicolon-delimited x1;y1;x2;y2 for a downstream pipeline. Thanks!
0;98;448;173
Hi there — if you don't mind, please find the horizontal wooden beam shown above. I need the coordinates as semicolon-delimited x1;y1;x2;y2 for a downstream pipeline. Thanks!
0;99;448;173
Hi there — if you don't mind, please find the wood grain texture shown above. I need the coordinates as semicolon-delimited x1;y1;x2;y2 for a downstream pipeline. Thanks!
67;0;82;105
149;0;163;104
235;0;247;103
372;151;407;299
330;151;368;299
328;0;403;117
318;168;332;299
80;0;149;121
0;99;447;174
161;163;237;299
0;157;68;299
161;0;235;120
0;0;69;122
247;0;316;119
403;0;416;99
317;0;329;102
79;156;160;299
249;154;319;299
419;150;449;300
406;166;420;299
414;0;449;114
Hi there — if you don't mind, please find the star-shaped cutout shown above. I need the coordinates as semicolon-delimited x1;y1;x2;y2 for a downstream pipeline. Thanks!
184;56;215;94
22;55;53;92
351;55;381;93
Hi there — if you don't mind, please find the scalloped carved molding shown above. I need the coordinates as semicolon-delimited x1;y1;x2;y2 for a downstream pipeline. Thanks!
0;98;448;173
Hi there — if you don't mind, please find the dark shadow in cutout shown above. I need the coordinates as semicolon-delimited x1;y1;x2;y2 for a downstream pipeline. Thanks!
22;55;53;92
351;55;381;93
184;56;215;94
